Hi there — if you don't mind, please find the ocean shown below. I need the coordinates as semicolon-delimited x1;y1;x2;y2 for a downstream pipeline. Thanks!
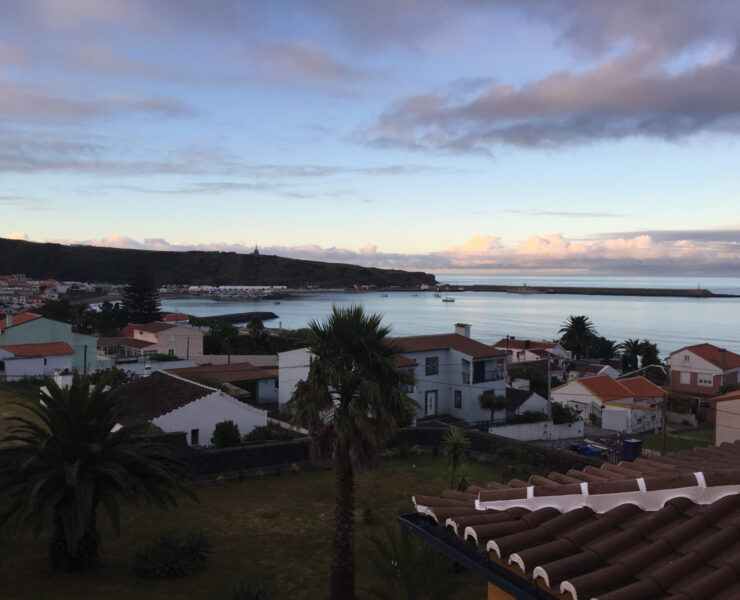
160;274;740;357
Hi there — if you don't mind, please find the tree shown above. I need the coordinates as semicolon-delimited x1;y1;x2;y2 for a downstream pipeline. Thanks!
558;315;598;359
639;341;661;368
247;317;265;339
478;391;508;424
210;322;239;355
441;427;471;489
121;266;161;323
211;420;242;448
285;305;415;600
0;375;193;572
618;338;642;372
590;337;618;360
551;401;580;424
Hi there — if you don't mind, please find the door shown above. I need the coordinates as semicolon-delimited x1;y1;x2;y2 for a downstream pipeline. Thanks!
425;390;438;416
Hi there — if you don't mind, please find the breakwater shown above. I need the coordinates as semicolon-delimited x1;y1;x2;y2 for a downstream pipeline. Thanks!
449;285;738;298
201;311;279;323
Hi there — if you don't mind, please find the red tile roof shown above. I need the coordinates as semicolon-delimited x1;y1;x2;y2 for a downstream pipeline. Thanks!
162;313;189;322
0;341;74;357
492;338;558;351
412;441;740;600
574;375;632;402
119;322;176;336
713;390;740;404
396;355;417;368
671;343;740;370
619;376;665;402
393;333;507;359
97;337;155;350
0;312;41;329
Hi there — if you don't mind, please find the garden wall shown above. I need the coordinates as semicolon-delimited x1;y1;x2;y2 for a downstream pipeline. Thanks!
145;426;600;477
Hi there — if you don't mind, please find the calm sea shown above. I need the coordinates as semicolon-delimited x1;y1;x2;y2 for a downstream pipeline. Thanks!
161;274;740;356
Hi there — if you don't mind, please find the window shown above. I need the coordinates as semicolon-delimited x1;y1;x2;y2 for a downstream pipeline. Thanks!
680;371;690;384
683;355;690;362
454;390;462;408
698;374;713;386
168;349;175;356
403;382;415;393
169;335;175;342
190;429;200;445
425;356;439;376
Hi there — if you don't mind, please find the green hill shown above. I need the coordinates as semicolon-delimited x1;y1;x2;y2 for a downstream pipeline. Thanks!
0;238;436;287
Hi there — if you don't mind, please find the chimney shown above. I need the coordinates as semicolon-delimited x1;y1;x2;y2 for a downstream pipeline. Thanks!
454;323;471;338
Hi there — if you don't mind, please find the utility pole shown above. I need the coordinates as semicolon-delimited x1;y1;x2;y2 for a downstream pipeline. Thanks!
83;345;88;376
661;392;667;456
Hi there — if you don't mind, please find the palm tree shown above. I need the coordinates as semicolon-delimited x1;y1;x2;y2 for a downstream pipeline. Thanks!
639;340;661;367
285;305;416;600
618;338;642;372
478;391;508;424
558;315;598;359
441;427;471;489
0;375;193;572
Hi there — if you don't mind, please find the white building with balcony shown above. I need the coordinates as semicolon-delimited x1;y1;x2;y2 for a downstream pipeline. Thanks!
393;324;508;424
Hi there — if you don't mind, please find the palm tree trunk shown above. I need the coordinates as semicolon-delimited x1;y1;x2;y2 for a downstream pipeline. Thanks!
49;507;99;572
332;461;355;600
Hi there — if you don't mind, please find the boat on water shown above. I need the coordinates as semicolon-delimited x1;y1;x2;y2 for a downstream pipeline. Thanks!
380;293;389;297
433;292;441;298
442;297;455;302
411;293;418;296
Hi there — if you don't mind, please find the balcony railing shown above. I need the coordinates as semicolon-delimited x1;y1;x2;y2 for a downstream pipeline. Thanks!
472;370;502;384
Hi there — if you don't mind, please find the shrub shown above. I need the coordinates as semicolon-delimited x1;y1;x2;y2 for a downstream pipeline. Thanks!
291;463;300;476
223;579;275;600
242;425;292;443
135;529;212;578
477;454;487;464
411;444;422;456
256;470;264;480
211;420;242;448
216;475;225;486
551;402;580;424
382;449;393;459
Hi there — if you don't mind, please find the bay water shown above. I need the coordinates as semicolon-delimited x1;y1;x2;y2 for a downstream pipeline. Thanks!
161;274;740;357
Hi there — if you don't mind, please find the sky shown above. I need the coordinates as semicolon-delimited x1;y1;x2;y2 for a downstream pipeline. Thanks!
2;0;740;276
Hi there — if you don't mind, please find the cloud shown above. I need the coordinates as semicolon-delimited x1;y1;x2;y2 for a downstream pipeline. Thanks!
0;42;29;66
31;228;740;276
505;209;624;218
0;73;195;122
6;232;29;240
252;41;367;83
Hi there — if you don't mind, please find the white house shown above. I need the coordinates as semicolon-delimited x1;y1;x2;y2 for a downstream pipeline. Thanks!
506;387;549;417
278;347;311;408
393;324;508;424
0;341;74;381
552;374;663;433
492;338;571;368
113;371;268;446
277;324;508;424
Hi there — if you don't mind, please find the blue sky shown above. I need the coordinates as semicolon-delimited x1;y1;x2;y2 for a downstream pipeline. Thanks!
2;1;740;275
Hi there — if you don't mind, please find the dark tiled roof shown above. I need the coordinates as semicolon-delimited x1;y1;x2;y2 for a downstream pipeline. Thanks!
135;322;177;333
506;388;535;412
167;362;277;383
393;333;506;359
412;442;740;600
97;337;155;350
112;371;214;424
492;338;558;351
671;343;740;370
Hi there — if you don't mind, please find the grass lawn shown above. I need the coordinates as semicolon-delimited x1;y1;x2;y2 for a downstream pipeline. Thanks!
0;454;531;600
640;430;713;453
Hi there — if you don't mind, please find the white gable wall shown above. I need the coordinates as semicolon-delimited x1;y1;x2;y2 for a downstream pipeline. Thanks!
152;389;268;446
278;348;311;407
0;352;73;381
552;380;599;421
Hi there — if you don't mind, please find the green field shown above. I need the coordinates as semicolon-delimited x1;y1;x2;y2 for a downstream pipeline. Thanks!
0;452;525;600
640;427;714;453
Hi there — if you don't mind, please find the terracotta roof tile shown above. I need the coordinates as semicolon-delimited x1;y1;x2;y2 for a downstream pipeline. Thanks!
0;341;74;357
575;375;633;402
619;376;665;401
97;337;155;350
0;312;42;329
671;343;740;370
392;333;506;359
411;440;740;599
